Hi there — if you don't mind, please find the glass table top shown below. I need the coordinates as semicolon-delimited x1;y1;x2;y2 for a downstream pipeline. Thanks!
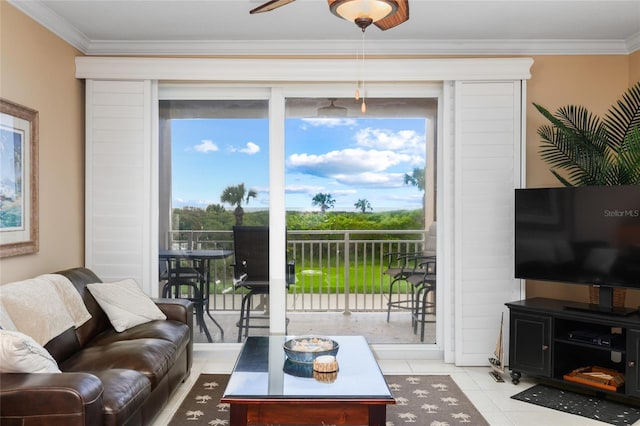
223;336;393;400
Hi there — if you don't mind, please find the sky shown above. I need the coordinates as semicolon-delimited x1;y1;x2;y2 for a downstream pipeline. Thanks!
170;116;426;212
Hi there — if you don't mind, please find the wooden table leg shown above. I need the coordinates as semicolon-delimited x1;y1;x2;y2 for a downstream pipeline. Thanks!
368;405;386;426
229;403;248;426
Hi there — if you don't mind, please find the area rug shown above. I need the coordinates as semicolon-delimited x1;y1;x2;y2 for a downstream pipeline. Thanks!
168;374;489;425
511;384;640;425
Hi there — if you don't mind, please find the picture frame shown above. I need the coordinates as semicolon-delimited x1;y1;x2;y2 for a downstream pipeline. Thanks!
0;99;39;257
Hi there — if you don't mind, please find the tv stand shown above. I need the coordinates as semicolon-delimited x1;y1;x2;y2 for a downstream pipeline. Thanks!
506;297;640;403
564;302;638;317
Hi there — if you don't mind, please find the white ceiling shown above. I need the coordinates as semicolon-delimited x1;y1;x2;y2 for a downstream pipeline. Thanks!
9;0;640;56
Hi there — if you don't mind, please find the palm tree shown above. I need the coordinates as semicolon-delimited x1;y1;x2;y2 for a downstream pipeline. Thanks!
220;183;257;225
354;198;372;213
404;167;425;191
311;193;335;213
534;81;640;186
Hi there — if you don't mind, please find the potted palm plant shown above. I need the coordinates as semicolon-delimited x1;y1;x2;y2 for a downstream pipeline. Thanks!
533;81;640;307
534;80;640;187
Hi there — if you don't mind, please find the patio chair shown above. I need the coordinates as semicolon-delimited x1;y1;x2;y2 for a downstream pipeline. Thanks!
385;221;437;322
407;256;436;342
161;257;224;342
384;251;422;321
232;226;294;342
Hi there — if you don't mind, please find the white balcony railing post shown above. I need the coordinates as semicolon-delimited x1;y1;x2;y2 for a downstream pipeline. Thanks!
343;232;350;315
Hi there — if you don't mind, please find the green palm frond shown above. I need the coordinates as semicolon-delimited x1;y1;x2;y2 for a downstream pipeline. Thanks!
534;81;640;186
605;81;640;149
534;103;612;186
616;128;640;185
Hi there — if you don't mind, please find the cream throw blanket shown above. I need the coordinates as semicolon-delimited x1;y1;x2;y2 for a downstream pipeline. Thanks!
0;274;92;346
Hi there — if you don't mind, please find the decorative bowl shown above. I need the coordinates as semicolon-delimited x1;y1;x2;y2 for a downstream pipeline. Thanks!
283;359;314;378
283;336;339;364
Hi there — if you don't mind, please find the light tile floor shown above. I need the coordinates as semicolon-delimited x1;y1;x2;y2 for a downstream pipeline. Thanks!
152;345;624;426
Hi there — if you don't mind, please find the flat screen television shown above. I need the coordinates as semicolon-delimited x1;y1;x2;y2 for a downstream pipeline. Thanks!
514;185;640;315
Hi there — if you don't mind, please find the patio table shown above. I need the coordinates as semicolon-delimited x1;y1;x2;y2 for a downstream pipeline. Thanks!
159;249;232;341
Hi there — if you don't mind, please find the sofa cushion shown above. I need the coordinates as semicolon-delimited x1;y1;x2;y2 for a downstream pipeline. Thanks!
60;338;178;388
90;369;151;426
89;320;190;355
0;330;61;373
87;280;166;332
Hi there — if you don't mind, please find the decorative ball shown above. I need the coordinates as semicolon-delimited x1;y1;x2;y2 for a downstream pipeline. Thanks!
313;355;338;373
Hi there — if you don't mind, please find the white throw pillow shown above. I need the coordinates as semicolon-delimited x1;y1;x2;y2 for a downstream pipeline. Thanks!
0;330;61;373
87;279;166;332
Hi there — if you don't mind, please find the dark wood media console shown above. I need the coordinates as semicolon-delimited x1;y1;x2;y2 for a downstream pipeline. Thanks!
506;297;640;402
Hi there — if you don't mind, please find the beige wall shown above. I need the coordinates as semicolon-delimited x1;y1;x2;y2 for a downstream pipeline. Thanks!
631;51;640;83
524;55;640;305
0;2;85;283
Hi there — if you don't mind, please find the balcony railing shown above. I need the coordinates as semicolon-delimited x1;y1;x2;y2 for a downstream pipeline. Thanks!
165;229;426;313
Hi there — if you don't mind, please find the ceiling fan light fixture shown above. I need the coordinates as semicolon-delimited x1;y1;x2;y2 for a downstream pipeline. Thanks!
318;98;348;117
328;0;398;30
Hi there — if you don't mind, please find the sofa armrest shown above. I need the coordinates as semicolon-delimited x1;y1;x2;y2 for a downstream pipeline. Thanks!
154;298;194;372
155;298;194;328
0;372;103;426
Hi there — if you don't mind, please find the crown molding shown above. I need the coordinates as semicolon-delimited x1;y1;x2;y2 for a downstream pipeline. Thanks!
9;0;91;53
83;38;635;56
627;32;640;54
10;0;639;56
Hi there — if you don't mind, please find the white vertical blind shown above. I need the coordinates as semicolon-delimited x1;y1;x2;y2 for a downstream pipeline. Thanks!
453;81;523;365
85;80;156;294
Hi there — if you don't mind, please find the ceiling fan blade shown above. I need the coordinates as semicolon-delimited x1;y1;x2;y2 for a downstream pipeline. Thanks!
374;0;409;30
250;0;296;14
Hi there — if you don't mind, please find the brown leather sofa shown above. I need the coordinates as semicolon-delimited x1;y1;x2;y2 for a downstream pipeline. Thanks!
0;267;193;426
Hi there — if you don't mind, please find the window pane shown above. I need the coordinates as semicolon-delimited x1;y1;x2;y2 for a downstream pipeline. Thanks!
159;99;270;250
285;97;434;216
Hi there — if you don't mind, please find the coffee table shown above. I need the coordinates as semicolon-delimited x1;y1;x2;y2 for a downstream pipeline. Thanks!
221;335;395;426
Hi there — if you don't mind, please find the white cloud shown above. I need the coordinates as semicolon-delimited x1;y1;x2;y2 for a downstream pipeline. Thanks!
355;128;424;155
288;148;411;176
228;141;260;155
241;142;260;154
194;140;219;153
301;118;357;127
285;184;325;194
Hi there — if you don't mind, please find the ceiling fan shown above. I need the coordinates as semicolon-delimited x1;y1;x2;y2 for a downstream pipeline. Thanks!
250;0;410;31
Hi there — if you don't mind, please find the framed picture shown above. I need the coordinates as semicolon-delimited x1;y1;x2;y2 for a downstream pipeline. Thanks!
0;99;38;257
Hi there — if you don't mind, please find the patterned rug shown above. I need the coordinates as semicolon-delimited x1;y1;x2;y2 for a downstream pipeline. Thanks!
511;384;640;425
168;373;488;425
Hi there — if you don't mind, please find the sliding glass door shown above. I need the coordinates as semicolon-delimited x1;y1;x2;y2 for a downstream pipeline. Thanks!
158;85;439;344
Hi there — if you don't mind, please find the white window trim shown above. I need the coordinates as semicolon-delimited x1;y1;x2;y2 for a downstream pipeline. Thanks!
76;57;532;82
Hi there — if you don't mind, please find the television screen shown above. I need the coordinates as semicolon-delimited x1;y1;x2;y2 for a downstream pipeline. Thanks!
515;185;640;289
